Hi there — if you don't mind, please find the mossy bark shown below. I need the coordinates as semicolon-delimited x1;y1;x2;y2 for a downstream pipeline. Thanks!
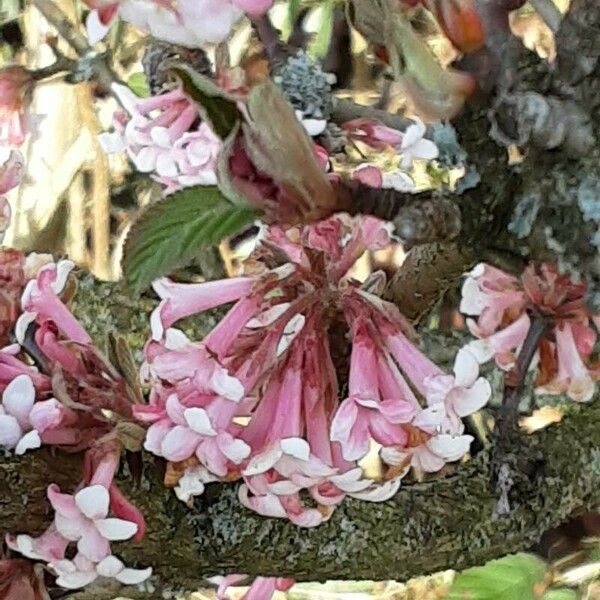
1;276;600;599
1;391;599;597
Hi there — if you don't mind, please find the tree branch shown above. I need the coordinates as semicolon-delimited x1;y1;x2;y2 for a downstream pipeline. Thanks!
30;0;119;94
2;381;599;598
31;0;89;56
1;276;597;600
331;98;415;133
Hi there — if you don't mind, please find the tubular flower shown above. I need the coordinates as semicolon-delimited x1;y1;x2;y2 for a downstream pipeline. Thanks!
139;215;491;526
84;0;273;46
0;66;34;147
99;84;221;195
461;262;600;403
2;255;151;591
7;484;151;590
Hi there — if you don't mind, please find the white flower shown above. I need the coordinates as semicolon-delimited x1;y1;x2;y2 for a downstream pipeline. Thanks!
399;118;439;169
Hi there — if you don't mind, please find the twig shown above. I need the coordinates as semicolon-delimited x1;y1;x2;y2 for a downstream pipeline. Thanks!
31;0;120;94
29;54;77;81
335;181;461;245
332;98;433;135
501;314;549;420
530;0;563;34
31;0;89;56
251;13;292;68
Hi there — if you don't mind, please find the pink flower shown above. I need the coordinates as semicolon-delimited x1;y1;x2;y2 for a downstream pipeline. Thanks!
84;0;272;46
18;259;91;345
330;320;415;461
140;215;491;524
6;524;69;563
8;483;151;590
0;66;33;147
0;374;48;455
462;262;598;403
53;552;152;589
47;483;138;562
100;85;221;195
460;263;526;337
241;577;295;600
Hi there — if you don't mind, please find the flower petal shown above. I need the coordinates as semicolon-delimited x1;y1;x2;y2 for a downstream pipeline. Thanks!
116;566;153;585
14;429;41;455
75;485;110;520
94;518;138;541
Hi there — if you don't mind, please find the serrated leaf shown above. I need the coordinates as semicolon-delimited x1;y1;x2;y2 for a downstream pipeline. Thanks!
127;72;150;98
169;62;241;139
542;590;578;600
122;186;255;294
448;553;548;600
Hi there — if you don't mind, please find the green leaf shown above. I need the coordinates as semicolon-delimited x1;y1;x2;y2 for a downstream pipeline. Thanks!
542;590;579;600
448;553;548;600
127;72;150;98
168;62;241;139
122;186;256;294
309;0;335;59
283;0;302;39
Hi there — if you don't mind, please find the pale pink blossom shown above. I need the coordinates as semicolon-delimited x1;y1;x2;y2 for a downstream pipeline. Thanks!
8;482;151;590
0;375;44;455
47;483;138;562
53;552;151;589
17;259;90;345
6;525;68;563
461;262;598;403
84;0;273;46
100;84;221;195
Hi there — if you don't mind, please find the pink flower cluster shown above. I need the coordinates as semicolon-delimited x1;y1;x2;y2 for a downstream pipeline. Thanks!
84;0;274;46
0;257;151;589
99;84;221;195
138;215;491;526
461;262;600;403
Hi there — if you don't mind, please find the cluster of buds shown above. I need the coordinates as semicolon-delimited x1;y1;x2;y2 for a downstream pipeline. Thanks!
100;84;221;195
138;214;491;526
461;263;600;403
0;257;151;590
